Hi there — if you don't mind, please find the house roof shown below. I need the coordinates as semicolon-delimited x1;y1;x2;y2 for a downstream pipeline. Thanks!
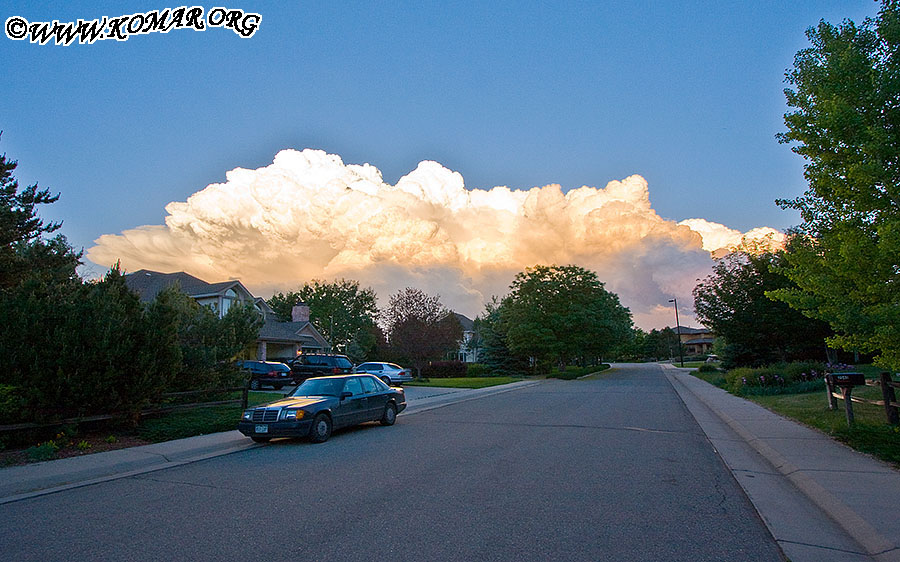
453;312;475;331
124;269;253;302
674;326;713;335
258;318;328;347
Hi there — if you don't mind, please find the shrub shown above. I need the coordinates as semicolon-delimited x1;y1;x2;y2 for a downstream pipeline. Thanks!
26;440;60;462
697;364;719;373
466;363;488;377
0;384;25;424
724;361;828;394
421;361;467;378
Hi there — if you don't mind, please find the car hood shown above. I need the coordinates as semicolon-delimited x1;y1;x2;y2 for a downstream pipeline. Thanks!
259;396;333;409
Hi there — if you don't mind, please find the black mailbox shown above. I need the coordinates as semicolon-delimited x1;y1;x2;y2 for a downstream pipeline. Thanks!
827;373;866;387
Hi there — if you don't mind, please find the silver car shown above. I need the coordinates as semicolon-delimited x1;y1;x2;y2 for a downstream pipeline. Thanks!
354;362;413;385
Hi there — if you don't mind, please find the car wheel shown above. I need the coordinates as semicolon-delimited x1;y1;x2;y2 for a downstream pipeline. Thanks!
309;413;332;443
381;376;392;386
250;436;270;443
273;383;284;390
249;378;261;390
380;402;397;426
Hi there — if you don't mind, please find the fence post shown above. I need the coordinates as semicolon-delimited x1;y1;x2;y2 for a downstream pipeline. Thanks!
842;386;855;425
825;375;837;410
881;372;899;426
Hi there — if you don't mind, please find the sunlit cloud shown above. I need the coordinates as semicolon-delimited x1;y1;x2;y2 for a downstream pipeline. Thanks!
88;149;781;329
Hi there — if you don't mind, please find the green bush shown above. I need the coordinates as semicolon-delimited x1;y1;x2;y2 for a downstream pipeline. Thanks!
26;440;60;462
725;361;828;394
697;363;719;373
466;363;488;377
422;361;467;378
0;384;25;424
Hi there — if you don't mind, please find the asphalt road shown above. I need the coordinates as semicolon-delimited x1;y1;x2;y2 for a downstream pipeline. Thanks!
1;363;784;561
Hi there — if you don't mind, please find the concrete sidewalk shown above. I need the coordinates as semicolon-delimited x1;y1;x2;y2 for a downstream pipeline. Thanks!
0;379;540;505
664;365;900;562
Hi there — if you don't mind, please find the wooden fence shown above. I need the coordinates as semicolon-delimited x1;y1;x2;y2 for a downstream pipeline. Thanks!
826;372;900;426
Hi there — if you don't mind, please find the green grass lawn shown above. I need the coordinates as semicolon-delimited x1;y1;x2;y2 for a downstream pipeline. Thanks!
690;368;899;466
671;361;708;369
749;386;900;465
403;376;522;389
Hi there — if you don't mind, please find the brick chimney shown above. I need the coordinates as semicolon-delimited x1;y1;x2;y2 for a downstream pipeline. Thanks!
291;303;310;323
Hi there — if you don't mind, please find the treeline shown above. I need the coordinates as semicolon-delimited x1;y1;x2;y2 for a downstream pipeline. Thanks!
270;265;637;378
0;145;261;424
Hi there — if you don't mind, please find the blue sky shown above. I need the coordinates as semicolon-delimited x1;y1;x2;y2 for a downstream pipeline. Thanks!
0;1;881;326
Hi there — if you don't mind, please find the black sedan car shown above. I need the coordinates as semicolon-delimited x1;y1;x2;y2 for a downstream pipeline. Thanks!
237;360;294;390
238;374;406;443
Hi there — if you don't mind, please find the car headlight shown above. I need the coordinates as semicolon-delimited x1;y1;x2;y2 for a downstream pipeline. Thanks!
242;410;253;420
281;409;306;421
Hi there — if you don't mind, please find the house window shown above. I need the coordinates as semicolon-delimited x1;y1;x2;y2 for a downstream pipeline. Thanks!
221;288;237;315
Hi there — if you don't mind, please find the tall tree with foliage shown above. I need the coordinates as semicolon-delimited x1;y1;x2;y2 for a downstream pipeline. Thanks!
773;1;900;369
383;287;463;377
694;247;832;367
474;297;530;376
501;264;633;369
268;278;378;359
0;136;81;290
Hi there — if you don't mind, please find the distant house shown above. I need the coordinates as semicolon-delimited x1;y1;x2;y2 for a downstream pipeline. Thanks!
672;326;715;355
123;269;330;361
453;313;479;363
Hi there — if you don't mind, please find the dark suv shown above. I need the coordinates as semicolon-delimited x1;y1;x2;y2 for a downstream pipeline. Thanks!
287;354;353;382
237;360;294;390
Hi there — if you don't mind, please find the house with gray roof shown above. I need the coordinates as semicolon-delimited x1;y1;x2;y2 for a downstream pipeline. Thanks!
124;269;330;361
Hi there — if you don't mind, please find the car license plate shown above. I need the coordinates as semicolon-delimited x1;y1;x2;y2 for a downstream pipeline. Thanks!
255;424;268;433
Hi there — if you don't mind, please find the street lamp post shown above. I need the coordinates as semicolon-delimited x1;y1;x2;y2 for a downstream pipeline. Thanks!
668;298;684;368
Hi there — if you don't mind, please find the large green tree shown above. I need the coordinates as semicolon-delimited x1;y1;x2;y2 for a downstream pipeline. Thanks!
693;248;832;367
474;297;530;376
0;135;81;290
268;279;378;359
501;264;633;369
774;1;900;369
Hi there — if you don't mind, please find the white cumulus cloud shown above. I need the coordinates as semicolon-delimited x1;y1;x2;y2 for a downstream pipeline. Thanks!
88;149;781;329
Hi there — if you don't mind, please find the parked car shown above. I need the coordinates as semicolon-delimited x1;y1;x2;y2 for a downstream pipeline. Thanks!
237;360;294;390
354;362;413;385
237;374;407;443
286;354;354;382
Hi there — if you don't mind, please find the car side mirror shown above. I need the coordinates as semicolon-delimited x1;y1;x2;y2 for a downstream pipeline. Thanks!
340;391;353;400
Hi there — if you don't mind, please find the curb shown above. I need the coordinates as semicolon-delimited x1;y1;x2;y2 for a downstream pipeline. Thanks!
665;370;900;562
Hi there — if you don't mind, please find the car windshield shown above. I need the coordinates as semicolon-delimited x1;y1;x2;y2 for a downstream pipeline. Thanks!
291;378;344;397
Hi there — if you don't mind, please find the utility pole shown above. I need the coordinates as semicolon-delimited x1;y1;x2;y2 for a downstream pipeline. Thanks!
668;298;684;368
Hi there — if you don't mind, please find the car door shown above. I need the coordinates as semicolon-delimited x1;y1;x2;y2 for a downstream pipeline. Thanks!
335;377;367;427
360;375;387;421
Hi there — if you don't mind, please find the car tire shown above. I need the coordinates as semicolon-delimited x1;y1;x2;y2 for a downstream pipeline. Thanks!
309;413;332;443
381;376;392;386
273;383;284;390
249;378;261;390
251;436;270;443
380;402;397;426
